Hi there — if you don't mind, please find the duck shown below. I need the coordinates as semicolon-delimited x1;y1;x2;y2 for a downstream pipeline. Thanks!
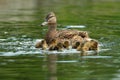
48;39;57;50
71;35;84;49
49;39;63;51
77;39;99;52
63;40;70;49
35;39;48;50
72;41;81;49
41;12;90;45
54;42;64;51
88;39;99;51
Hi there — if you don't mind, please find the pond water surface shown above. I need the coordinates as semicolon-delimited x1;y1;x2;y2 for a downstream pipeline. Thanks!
0;0;120;80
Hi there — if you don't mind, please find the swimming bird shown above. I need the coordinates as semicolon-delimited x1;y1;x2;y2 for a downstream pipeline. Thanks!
71;35;84;49
54;42;64;51
49;39;63;51
63;40;70;49
48;39;57;50
35;39;48;50
77;39;99;52
41;12;90;45
72;41;81;49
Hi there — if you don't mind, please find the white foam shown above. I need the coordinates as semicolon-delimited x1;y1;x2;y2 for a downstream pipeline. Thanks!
66;25;86;28
0;48;111;56
0;51;42;56
0;39;7;41
82;56;112;59
56;60;78;63
0;37;111;56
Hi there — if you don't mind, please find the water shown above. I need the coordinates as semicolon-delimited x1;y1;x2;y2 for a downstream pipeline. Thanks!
0;0;120;80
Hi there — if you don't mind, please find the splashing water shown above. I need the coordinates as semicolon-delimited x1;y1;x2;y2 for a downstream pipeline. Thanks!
0;36;111;56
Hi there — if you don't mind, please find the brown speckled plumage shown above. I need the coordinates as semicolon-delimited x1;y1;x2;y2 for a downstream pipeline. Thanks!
41;12;89;45
77;39;99;52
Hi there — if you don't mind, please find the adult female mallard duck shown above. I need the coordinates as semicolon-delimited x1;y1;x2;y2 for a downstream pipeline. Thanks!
41;12;90;46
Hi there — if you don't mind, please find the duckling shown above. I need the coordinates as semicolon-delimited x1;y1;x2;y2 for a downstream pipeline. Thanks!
54;42;64;51
77;39;99;52
49;39;58;51
35;41;41;48
72;41;81;49
76;40;99;56
49;40;64;51
77;41;86;51
63;40;70;49
71;35;84;49
88;40;99;51
35;40;48;50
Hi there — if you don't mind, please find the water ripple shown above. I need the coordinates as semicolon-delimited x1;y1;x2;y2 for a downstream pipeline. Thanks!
0;37;111;56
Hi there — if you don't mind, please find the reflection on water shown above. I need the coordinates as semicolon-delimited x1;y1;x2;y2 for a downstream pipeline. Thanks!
0;37;114;80
47;54;57;80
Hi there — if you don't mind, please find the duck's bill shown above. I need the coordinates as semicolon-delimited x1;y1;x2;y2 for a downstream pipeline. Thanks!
41;22;48;26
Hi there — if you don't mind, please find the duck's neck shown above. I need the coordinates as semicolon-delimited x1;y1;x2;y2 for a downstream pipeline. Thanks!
45;23;57;44
48;23;57;32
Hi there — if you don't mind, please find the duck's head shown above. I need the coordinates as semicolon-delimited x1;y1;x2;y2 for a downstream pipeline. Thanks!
63;40;70;49
35;40;47;48
50;39;57;45
41;12;57;26
89;40;98;50
35;41;41;48
49;39;60;51
72;41;81;49
54;42;63;51
75;42;81;46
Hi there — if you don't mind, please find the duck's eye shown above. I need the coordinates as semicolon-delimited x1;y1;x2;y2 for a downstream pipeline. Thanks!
46;16;55;21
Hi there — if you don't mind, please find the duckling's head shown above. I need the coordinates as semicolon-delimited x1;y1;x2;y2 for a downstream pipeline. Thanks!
35;40;47;48
54;43;63;51
63;40;70;49
41;40;48;50
75;42;81;46
72;41;81;49
35;41;41;48
41;12;57;26
41;40;46;44
50;39;57;44
48;39;58;50
49;42;63;51
89;40;98;50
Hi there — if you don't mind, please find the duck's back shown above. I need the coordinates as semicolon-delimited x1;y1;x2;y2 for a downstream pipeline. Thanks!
57;29;89;39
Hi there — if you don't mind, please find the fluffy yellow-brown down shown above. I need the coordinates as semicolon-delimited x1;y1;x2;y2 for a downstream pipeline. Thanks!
77;40;99;52
35;40;48;50
49;39;63;51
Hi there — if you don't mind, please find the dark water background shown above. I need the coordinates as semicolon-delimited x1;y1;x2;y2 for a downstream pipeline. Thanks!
0;0;120;80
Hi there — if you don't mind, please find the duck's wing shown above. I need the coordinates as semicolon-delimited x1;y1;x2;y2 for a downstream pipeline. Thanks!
57;30;89;39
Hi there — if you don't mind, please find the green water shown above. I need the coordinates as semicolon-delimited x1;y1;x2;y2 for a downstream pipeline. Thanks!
0;0;120;80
